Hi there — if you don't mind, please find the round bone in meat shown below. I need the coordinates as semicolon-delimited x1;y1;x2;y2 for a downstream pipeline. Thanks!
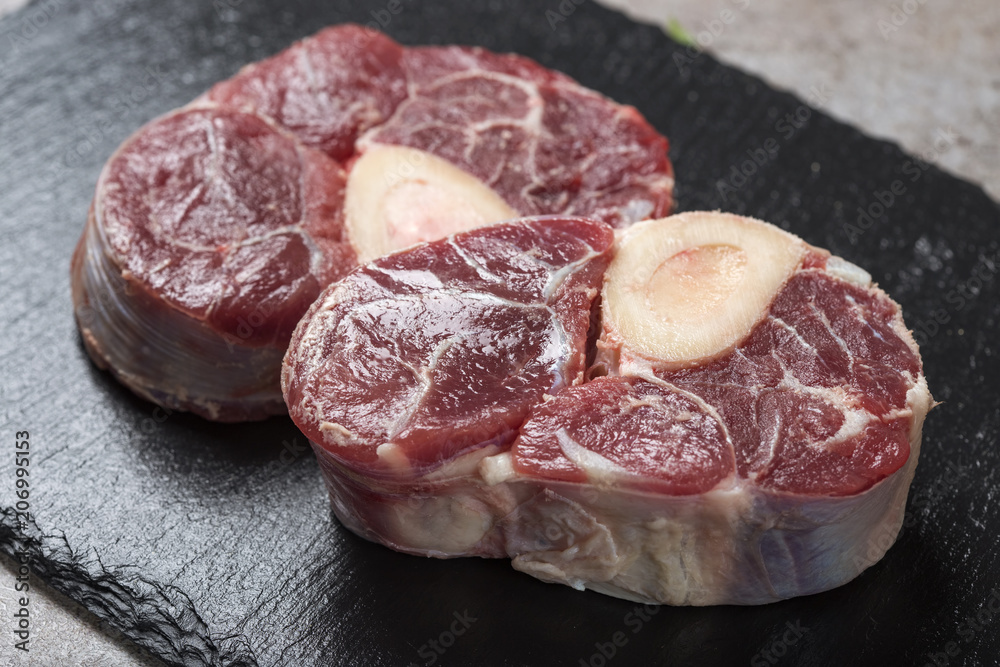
284;211;933;605
344;144;518;263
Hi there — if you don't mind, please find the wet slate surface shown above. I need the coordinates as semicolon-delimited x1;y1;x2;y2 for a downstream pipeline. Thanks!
1;0;998;665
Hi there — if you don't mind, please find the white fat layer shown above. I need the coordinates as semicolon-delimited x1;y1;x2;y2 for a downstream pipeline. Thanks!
386;335;460;440
555;428;630;482
906;374;935;419
376;442;410;470
377;491;498;556
775;367;875;452
826;256;873;287
626;372;738;464
827;407;874;446
424;444;502;482
377;267;447;291
541;244;601;302
449;238;506;285
619;198;655;224
319;420;357;447
479;451;516;486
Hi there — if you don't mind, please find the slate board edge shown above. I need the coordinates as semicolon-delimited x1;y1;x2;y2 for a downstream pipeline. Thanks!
0;511;256;666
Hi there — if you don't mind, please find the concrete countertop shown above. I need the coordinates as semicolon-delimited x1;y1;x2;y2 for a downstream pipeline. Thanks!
603;0;1000;201
1;0;996;664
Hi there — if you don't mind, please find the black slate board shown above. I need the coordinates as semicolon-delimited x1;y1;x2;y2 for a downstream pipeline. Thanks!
1;0;999;665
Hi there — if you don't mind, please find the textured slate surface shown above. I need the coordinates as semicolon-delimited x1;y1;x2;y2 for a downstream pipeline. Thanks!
1;0;998;665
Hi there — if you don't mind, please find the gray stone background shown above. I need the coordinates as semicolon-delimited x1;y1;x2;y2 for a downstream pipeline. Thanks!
1;0;996;664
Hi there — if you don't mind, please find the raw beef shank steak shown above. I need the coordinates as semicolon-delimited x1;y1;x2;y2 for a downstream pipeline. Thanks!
71;25;674;421
71;106;351;421
283;211;933;605
282;217;614;555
